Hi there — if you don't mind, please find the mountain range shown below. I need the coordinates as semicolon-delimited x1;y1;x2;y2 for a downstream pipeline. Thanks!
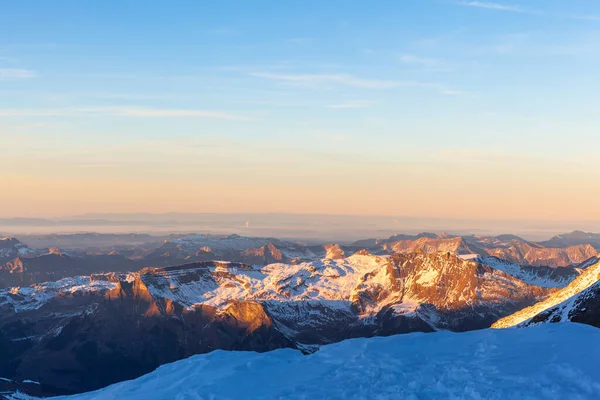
2;231;598;289
2;231;600;397
0;251;552;396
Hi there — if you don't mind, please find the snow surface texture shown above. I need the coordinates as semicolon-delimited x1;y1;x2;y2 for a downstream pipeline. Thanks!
493;257;600;328
36;323;600;400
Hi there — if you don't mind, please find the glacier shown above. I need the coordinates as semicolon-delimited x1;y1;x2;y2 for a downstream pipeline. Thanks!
36;323;600;400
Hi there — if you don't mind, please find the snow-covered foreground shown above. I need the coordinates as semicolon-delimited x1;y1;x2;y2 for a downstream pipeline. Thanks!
45;323;600;400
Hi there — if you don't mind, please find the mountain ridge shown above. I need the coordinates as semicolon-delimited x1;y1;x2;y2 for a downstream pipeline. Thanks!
492;256;600;328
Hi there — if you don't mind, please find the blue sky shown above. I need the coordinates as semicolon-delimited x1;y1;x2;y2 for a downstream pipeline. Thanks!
1;1;600;219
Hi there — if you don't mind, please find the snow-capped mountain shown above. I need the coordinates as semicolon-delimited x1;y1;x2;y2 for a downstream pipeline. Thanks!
492;256;600;328
0;252;549;396
480;257;580;289
514;279;600;329
0;238;33;262
142;234;353;267
484;242;597;267
383;236;481;255
35;323;600;400
1;252;549;330
523;281;600;328
170;234;278;253
0;234;353;291
0;250;137;289
139;233;600;271
3;232;595;292
382;235;597;267
541;230;600;251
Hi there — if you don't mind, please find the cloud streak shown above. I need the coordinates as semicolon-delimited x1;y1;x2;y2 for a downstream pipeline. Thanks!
0;68;36;79
400;55;443;67
456;1;600;21
251;72;470;96
399;54;453;72
456;1;524;12
0;107;253;120
326;101;374;109
250;72;436;89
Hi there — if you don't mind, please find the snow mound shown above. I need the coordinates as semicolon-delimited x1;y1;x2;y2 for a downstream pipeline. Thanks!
49;323;600;400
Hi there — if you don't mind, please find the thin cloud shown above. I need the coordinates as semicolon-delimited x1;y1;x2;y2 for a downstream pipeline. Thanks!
251;72;468;96
0;68;36;79
440;89;474;97
399;54;453;72
1;122;66;131
400;55;442;67
433;148;561;165
455;1;600;21
107;107;247;119
326;101;374;109
456;1;524;12
0;107;253;120
250;72;436;89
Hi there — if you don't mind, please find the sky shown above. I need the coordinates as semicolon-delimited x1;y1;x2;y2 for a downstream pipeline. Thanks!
1;0;600;222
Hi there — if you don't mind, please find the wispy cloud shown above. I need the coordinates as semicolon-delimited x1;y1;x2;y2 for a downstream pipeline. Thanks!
0;107;253;120
108;107;247;119
0;122;67;131
250;72;435;89
400;55;443;67
433;147;569;166
399;54;453;72
456;1;600;21
440;89;473;96
456;1;524;12
251;72;470;96
0;68;36;79
326;101;375;109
